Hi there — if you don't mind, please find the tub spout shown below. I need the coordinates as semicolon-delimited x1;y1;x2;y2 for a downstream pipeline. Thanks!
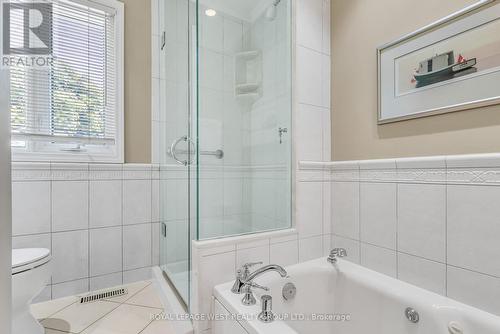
232;263;287;295
246;264;287;282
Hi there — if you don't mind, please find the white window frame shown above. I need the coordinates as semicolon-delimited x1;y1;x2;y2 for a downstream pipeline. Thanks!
11;0;124;163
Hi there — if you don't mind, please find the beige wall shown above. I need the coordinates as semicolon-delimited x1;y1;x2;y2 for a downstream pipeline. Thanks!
122;0;151;163
331;0;500;161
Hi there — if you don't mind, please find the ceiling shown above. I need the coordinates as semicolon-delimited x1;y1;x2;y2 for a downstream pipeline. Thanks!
199;0;274;21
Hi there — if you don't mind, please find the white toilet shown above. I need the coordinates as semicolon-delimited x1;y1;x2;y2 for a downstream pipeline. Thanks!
12;248;52;334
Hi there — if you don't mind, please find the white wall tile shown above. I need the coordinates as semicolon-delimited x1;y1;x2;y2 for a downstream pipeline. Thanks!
322;0;331;55
197;252;236;328
447;266;500;316
332;235;360;264
322;234;332;256
322;181;331;235
152;222;160;266
123;180;152;225
295;104;323;161
33;286;52;303
270;240;298;267
397;253;446;295
299;236;323;262
448;185;500;277
321;55;331;109
123;268;152;284
52;230;89;284
296;182;323;238
332;181;359;240
123;224;152;270
152;180;160;223
223;18;243;55
12;181;51;236
90;273;123;291
52;279;89;299
52;181;89;232
236;244;270;268
296;0;323;52
360;183;397;249
360;243;397;278
296;46;323;106
398;184;446;262
90;181;122;228
12;233;51;250
200;8;224;52
90;227;122;277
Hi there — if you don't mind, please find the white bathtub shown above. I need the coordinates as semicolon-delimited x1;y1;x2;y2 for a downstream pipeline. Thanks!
213;257;500;334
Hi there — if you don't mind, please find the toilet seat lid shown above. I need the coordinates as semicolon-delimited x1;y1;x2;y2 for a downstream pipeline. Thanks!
12;248;51;274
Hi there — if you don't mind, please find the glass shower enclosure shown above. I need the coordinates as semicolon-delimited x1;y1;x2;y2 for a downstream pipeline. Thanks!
157;0;292;310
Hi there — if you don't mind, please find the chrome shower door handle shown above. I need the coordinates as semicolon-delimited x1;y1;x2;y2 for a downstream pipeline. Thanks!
170;136;194;166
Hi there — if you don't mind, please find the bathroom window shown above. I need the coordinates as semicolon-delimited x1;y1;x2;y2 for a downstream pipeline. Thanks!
10;0;124;163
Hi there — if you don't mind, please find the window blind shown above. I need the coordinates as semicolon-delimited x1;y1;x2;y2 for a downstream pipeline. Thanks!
10;0;117;148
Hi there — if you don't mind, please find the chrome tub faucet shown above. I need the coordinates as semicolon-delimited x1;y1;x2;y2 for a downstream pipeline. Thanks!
327;248;347;264
231;262;287;306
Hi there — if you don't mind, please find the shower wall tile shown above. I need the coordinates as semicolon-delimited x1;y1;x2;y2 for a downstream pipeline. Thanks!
10;163;160;300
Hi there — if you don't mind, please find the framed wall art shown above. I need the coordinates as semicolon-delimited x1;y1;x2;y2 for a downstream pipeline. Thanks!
378;0;500;123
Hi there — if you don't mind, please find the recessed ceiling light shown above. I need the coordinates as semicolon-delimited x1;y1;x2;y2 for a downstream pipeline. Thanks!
205;9;217;17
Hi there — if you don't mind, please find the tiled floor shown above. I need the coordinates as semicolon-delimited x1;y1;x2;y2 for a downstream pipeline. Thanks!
31;281;176;334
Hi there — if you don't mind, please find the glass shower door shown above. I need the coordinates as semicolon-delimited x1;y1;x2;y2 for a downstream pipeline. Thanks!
158;0;197;309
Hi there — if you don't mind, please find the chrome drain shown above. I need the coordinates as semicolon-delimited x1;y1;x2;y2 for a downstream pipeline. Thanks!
405;307;420;323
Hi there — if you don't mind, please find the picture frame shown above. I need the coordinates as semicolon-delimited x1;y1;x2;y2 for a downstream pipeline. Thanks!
377;0;500;124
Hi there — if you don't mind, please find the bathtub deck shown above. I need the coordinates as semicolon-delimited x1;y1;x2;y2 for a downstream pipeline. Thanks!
30;280;175;334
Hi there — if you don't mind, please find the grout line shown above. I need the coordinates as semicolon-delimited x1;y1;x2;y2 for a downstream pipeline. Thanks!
445;158;449;297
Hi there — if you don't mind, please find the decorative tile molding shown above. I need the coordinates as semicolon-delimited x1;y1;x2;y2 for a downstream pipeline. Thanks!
318;153;500;316
299;153;500;185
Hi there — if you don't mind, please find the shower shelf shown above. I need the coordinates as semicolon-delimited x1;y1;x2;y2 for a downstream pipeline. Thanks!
235;83;260;94
235;50;260;60
234;50;262;103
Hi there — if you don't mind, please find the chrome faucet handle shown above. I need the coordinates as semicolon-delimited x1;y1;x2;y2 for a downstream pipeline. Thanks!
241;261;263;278
231;262;264;294
242;261;263;271
241;282;269;306
328;248;347;264
247;281;269;292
